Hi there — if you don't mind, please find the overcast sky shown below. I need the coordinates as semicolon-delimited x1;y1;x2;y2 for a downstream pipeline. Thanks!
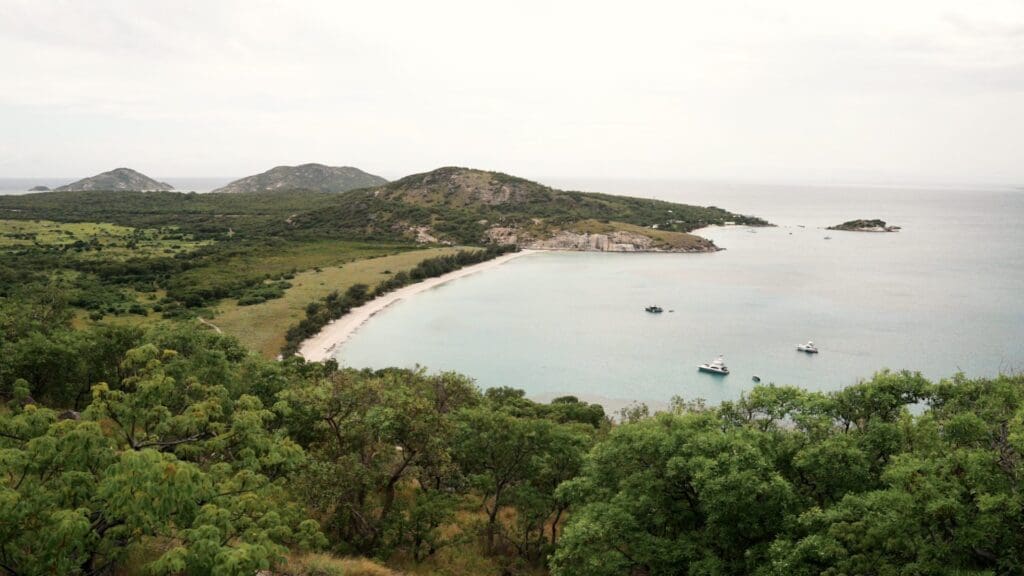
1;0;1022;185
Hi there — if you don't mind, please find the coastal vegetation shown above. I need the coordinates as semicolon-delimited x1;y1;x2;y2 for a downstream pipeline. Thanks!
0;167;761;353
211;247;467;357
6;167;1014;574
291;167;770;246
1;168;767;247
2;292;1023;575
0;219;210;261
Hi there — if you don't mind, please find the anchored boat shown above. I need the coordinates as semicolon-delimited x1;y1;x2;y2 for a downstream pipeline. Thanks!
698;355;729;375
797;340;819;354
645;305;663;313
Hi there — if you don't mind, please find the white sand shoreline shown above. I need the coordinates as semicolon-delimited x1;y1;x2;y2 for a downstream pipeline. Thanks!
298;249;536;362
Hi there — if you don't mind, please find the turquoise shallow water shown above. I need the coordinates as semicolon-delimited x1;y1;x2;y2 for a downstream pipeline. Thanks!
335;182;1024;406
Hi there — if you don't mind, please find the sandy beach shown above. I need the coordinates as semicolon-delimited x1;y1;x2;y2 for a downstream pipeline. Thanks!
299;249;535;361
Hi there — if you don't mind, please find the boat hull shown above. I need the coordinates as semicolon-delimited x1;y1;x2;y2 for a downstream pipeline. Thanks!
698;366;729;375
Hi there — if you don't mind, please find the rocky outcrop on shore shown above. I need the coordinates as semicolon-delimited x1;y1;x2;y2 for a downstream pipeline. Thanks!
527;230;718;253
483;225;719;253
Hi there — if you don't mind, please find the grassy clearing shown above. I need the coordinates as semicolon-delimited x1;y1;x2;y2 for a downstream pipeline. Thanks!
70;288;170;330
384;495;550;576
0;218;208;259
212;247;467;357
284;553;401;575
166;240;417;302
73;309;157;330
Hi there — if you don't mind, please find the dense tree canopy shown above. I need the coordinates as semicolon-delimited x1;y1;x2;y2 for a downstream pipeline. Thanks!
2;285;1023;575
0;344;323;576
553;372;1024;576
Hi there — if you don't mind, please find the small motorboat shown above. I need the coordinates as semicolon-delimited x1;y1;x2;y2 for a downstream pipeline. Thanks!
645;305;664;313
698;355;729;375
796;340;819;354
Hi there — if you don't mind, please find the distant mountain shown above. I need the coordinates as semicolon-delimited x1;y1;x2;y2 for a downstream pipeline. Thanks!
211;164;387;194
55;168;173;192
288;166;770;252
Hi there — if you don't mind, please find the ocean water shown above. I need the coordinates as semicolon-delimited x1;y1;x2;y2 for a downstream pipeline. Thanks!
0;178;73;195
335;181;1024;407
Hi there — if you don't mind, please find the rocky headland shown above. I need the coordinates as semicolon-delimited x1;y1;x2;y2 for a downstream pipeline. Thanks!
527;230;719;252
486;224;719;253
285;167;767;252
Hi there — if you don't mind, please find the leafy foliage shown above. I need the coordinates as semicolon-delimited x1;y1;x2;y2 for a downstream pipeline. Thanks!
0;340;323;576
280;368;480;557
3;277;1022;575
0;297;607;574
553;373;1024;576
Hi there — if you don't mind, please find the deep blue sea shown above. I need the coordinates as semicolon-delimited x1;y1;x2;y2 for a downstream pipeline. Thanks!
334;180;1024;409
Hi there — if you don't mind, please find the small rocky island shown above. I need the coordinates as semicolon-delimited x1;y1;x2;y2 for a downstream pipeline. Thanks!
28;185;50;192
828;219;900;232
55;168;174;191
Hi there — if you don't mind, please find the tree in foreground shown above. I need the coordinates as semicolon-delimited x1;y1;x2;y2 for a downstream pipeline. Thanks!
280;367;480;558
0;344;324;576
552;371;1024;576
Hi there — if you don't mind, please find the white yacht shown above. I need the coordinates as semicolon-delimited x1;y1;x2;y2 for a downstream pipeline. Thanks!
698;355;729;375
797;340;819;354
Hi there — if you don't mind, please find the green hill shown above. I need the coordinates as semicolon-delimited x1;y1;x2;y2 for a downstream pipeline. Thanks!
288;166;769;250
211;163;387;194
1;166;769;251
55;167;173;191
